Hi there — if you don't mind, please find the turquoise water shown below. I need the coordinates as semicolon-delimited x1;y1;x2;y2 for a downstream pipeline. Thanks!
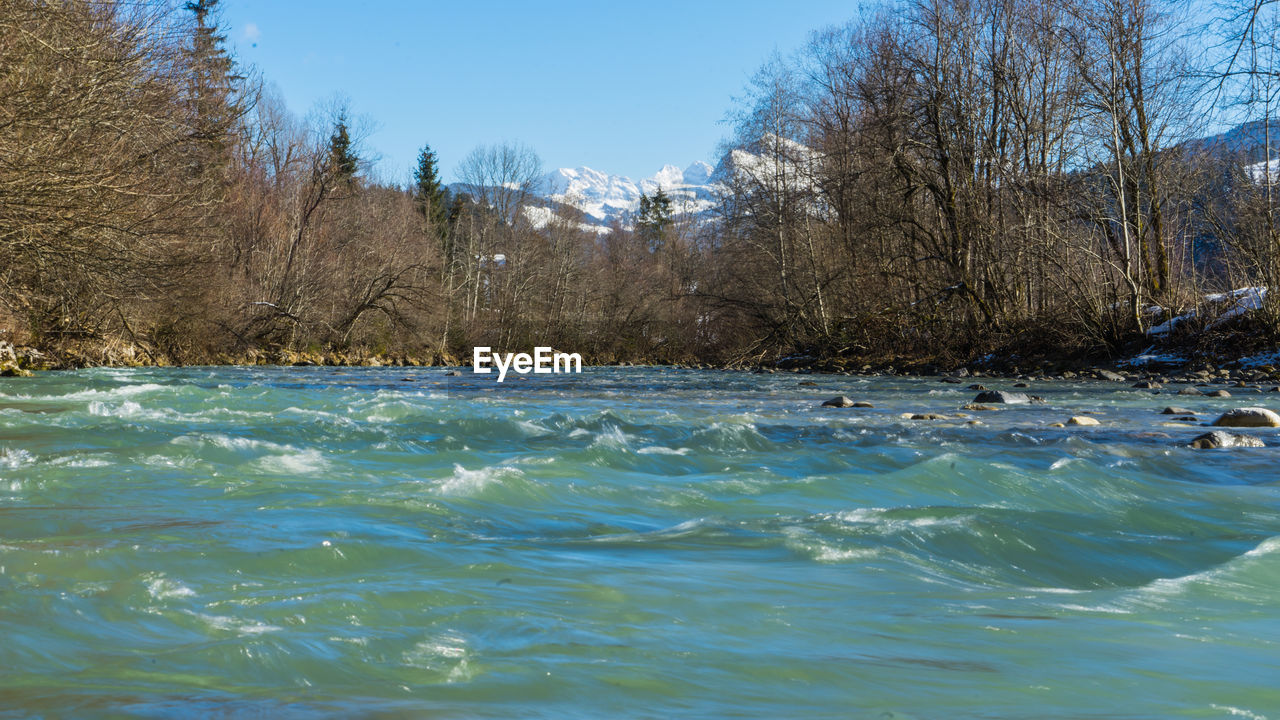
1;367;1279;718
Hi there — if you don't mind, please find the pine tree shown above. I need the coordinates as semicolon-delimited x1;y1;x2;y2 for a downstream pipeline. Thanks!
328;117;359;184
636;188;673;252
413;144;449;237
183;0;240;175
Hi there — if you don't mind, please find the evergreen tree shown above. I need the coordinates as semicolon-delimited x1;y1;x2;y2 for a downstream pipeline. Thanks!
183;0;240;175
636;188;673;252
413;144;450;237
328;116;359;184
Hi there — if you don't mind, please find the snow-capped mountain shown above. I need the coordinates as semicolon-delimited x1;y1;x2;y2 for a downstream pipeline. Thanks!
452;141;817;233
534;161;718;228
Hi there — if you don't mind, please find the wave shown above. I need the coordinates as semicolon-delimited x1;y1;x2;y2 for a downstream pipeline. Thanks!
145;573;196;600
637;445;689;455
5;382;170;403
186;611;282;636
1133;535;1280;604
689;421;773;452
433;463;526;496
0;447;35;469
252;448;329;475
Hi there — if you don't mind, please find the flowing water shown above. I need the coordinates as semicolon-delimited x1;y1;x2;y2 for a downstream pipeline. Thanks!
1;366;1278;718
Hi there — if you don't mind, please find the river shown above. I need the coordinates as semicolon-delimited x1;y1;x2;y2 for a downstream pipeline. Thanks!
1;366;1277;718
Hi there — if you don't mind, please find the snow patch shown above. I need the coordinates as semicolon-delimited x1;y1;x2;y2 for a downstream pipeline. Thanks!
1147;287;1268;336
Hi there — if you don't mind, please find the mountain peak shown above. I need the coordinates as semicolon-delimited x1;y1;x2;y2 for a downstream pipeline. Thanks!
532;160;721;229
683;161;713;185
640;165;686;195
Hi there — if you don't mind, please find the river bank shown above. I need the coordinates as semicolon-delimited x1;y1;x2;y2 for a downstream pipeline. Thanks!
4;328;1280;387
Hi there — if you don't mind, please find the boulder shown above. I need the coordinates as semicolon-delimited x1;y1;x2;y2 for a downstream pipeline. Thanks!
1188;431;1266;449
445;370;462;377
821;396;854;408
798;380;818;387
1160;407;1195;415
1212;407;1280;428
962;403;998;411
0;362;32;377
1096;369;1126;381
1206;390;1232;398
1177;387;1204;396
1067;416;1100;426
967;384;988;391
1013;382;1030;388
851;401;875;408
940;376;964;384
909;413;948;420
973;390;1030;404
1132;381;1162;389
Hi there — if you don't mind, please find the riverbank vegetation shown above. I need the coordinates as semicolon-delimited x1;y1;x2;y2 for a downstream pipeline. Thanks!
1;0;1278;370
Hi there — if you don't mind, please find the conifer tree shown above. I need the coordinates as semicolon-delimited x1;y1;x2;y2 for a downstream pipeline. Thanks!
328;117;359;183
183;0;240;176
413;144;450;237
636;188;673;252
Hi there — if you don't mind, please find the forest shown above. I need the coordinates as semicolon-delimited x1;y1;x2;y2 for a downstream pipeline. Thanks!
1;0;1278;370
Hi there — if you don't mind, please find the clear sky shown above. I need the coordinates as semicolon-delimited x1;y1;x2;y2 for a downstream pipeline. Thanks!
216;1;862;185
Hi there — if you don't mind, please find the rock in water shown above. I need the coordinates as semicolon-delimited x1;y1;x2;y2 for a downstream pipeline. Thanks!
1132;381;1162;389
973;390;1030;404
1160;407;1194;415
1188;430;1266;449
1096;369;1125;381
851;401;875;408
821;396;854;408
1067;416;1100;426
1177;387;1204;396
0;362;32;377
1212;407;1280;428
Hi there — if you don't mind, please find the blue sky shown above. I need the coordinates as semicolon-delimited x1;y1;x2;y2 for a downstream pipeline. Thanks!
217;1;861;185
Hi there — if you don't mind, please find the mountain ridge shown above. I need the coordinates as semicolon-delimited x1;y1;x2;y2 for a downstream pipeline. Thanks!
533;160;718;228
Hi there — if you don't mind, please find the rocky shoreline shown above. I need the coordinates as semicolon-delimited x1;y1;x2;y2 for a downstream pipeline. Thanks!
0;340;462;377
4;338;1280;388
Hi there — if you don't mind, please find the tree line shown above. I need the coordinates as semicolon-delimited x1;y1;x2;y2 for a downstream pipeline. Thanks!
1;0;1277;368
